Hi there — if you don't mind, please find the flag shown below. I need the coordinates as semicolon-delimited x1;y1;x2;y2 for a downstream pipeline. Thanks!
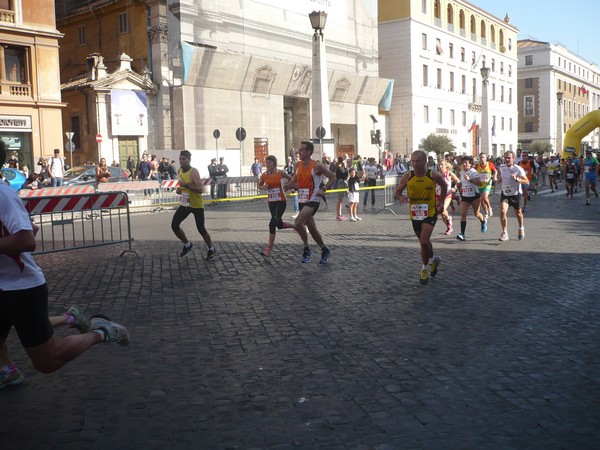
491;122;496;137
580;85;589;95
468;118;476;133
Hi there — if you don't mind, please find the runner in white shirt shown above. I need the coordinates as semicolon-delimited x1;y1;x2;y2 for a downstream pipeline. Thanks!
455;155;487;241
497;150;529;241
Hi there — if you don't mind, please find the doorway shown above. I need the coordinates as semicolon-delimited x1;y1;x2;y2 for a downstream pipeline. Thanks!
118;137;139;169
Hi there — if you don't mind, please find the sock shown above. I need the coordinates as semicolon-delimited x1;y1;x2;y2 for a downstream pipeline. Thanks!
208;246;215;251
65;312;76;326
428;257;433;264
461;221;467;234
422;264;428;270
93;329;106;342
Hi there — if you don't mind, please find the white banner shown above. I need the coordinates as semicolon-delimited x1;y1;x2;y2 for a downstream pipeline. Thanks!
110;90;148;136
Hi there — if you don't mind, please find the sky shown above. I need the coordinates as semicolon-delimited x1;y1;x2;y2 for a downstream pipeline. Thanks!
473;0;600;65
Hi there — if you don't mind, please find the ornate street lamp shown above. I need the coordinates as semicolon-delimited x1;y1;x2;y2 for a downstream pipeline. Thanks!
479;64;491;156
309;10;332;162
556;92;564;155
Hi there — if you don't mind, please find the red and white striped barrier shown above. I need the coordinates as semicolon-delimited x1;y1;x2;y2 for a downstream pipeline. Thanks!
18;185;95;197
162;180;180;188
97;180;159;192
23;193;128;215
214;176;258;184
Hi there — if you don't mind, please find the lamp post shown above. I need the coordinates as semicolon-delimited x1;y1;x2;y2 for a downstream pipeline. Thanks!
309;10;332;162
556;91;564;155
480;64;491;156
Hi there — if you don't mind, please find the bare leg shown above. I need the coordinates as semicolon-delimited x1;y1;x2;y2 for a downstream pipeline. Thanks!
25;333;102;374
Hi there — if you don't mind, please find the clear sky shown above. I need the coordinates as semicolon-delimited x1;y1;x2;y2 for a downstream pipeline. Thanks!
474;0;600;65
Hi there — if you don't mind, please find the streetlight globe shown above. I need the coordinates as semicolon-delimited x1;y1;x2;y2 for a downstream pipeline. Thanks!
309;10;327;33
557;91;564;102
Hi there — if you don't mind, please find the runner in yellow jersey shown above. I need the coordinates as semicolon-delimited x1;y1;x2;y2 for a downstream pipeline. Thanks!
171;150;216;260
394;150;447;285
475;153;497;218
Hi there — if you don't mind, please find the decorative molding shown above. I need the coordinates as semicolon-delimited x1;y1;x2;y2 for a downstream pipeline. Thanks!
148;22;168;43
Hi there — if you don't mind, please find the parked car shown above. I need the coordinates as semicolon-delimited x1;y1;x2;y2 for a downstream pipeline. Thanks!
58;165;130;186
0;167;27;192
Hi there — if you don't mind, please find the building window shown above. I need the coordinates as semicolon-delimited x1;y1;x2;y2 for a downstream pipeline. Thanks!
500;86;504;102
525;78;533;89
491;59;495;72
450;109;455;126
118;12;128;34
462;111;466;126
472;77;477;98
524;96;534;116
422;65;428;86
501;117;505;130
500;62;504;74
461;75;466;94
438;107;443;124
461;47;465;62
525;123;533;132
471;51;476;65
525;55;533;66
449;72;454;92
78;25;86;46
436;38;443;55
508;65;512;76
492;83;496;100
424;105;429;123
509;118;512;131
449;43;454;58
434;0;441;20
422;0;427;14
437;68;442;89
422;33;427;50
459;10;465;32
509;88;512;104
1;45;28;84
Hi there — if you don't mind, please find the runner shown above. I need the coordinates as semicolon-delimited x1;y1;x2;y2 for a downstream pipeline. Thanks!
286;141;335;264
436;161;460;235
517;151;536;212
564;157;577;199
257;155;296;257
394;150;447;285
497;150;529;241
582;149;599;205
456;155;487;241
171;150;217;260
475;153;497;218
0;143;130;380
546;155;560;192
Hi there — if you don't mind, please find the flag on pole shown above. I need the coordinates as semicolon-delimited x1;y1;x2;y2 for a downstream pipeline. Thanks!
468;118;476;133
580;85;589;95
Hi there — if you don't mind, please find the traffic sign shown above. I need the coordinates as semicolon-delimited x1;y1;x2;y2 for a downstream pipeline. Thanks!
96;133;102;143
235;127;247;142
65;131;74;140
213;129;221;139
65;141;75;153
315;126;326;139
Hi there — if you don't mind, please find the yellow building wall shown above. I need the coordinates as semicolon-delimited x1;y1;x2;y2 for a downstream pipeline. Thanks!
21;0;56;29
379;0;411;22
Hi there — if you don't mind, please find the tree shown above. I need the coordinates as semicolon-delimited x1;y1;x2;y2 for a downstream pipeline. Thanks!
420;134;456;156
528;140;554;156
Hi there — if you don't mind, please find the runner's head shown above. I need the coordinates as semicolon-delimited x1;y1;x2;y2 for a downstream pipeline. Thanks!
504;150;516;166
179;150;192;169
299;141;314;159
410;150;427;172
461;155;474;169
265;155;277;168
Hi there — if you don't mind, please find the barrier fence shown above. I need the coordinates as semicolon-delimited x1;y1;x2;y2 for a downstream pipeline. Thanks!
22;191;136;256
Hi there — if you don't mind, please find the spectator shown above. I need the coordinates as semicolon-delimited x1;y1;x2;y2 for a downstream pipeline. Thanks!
127;156;136;179
168;160;178;180
111;160;119;167
36;157;48;181
95;158;111;184
216;157;229;198
21;165;29;180
251;158;262;177
207;158;218;199
335;156;349;221
7;153;19;169
48;149;65;187
362;157;378;209
21;172;40;190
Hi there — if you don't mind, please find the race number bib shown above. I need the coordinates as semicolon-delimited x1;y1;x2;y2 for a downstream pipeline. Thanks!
502;185;515;195
411;204;428;221
180;192;190;207
479;173;490;182
585;166;591;173
461;185;475;196
566;172;574;179
548;170;555;175
267;188;282;202
298;188;310;203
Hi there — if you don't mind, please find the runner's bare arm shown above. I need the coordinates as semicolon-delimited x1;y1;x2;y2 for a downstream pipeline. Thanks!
0;229;36;255
394;172;410;203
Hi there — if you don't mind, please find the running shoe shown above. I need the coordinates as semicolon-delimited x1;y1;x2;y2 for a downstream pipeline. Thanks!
499;231;509;242
179;243;193;257
355;216;362;221
319;248;332;265
349;217;357;222
420;268;429;285
302;248;312;263
488;207;493;218
206;248;217;261
444;227;453;235
481;219;488;233
518;228;525;240
0;367;24;389
336;215;348;221
260;247;271;258
456;233;466;241
66;305;90;333
586;199;591;205
90;315;130;346
429;255;441;277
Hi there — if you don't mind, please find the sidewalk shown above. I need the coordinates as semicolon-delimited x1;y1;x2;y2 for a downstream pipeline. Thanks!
2;188;600;449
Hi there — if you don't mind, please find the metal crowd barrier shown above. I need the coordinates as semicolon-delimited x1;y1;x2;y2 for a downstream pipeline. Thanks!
21;191;137;257
376;174;401;216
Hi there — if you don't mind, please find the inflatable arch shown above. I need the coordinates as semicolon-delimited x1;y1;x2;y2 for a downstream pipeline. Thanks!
562;109;600;160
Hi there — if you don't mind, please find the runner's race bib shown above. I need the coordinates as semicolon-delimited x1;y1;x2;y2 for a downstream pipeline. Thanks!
411;204;428;220
298;188;310;203
180;192;190;207
267;188;281;202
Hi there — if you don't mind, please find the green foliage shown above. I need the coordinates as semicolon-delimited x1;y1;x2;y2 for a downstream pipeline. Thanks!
528;141;554;156
420;134;456;156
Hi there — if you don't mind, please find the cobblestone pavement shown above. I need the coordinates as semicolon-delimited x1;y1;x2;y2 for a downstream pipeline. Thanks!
2;185;600;449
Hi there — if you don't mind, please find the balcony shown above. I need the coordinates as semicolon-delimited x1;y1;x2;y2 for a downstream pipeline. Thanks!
0;82;32;98
0;8;15;24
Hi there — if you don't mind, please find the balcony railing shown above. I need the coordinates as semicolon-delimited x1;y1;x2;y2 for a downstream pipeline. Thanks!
447;23;454;33
0;8;15;23
0;82;32;98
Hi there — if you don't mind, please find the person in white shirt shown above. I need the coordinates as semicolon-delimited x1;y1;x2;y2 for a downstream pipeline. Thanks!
497;150;529;241
48;148;65;187
455;155;487;241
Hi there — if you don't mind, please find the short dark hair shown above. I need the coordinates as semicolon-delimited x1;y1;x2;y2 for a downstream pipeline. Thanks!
54;148;60;154
266;155;277;165
301;140;314;155
180;150;192;159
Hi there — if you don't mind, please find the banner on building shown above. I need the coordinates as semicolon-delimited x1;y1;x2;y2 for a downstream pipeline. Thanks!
110;90;148;136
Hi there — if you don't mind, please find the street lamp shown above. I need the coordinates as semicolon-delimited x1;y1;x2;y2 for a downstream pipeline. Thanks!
309;10;332;162
480;64;491;156
556;91;564;155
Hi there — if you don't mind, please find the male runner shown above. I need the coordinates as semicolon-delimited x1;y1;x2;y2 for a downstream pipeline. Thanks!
517;151;535;212
286;141;335;264
172;150;216;259
394;150;447;285
497;150;529;241
476;153;497;218
582;149;599;205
